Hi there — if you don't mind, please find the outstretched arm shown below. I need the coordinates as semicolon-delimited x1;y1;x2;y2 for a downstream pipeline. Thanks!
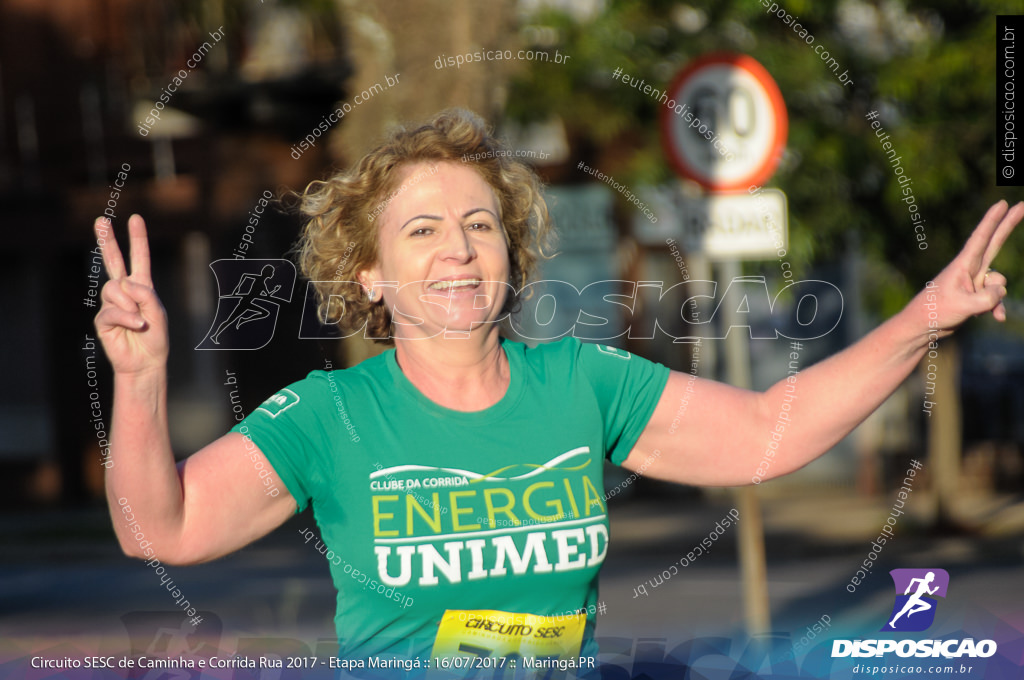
625;200;1023;487
96;215;296;564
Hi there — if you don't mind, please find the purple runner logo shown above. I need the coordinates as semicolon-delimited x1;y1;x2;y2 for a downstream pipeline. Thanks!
881;568;949;632
196;259;295;350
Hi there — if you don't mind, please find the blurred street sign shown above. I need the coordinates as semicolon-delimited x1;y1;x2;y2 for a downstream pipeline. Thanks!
547;184;617;251
513;185;624;342
631;185;680;245
661;53;788;191
680;190;788;260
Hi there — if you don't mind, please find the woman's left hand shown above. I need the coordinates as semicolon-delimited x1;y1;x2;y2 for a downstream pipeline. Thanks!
625;199;1024;488
918;200;1024;338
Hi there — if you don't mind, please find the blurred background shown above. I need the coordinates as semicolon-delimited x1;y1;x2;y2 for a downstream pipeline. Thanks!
2;0;1023;677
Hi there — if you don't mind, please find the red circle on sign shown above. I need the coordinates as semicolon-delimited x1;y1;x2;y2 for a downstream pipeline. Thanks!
660;52;788;191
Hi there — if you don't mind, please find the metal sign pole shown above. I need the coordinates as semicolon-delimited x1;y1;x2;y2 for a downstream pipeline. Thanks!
719;258;771;636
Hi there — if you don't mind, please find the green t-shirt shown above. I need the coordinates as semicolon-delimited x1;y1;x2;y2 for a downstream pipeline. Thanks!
231;336;669;665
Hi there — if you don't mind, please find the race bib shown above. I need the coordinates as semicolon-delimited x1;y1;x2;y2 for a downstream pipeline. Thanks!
431;609;586;663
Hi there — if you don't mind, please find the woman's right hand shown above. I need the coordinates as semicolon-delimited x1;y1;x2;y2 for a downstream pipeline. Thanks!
93;215;169;377
94;215;297;565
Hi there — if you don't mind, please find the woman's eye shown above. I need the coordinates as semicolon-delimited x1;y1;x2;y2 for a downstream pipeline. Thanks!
410;227;432;236
467;222;491;231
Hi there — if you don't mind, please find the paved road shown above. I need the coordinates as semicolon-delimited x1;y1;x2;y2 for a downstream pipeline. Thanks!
2;486;1022;677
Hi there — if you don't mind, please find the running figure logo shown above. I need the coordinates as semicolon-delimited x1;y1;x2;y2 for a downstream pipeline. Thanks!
196;259;295;350
881;568;949;632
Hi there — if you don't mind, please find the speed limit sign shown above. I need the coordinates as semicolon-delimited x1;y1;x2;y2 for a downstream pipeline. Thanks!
660;53;788;191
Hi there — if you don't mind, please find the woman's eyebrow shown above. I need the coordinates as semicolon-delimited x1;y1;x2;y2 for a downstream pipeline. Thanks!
462;208;499;220
400;208;498;231
400;214;442;231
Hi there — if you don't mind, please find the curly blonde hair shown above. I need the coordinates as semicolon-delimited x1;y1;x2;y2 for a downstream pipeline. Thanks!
295;108;554;344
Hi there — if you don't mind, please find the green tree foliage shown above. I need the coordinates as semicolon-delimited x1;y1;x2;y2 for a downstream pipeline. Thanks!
508;0;1024;318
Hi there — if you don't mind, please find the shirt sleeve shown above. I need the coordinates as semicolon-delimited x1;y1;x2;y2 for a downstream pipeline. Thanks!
229;371;335;513
573;339;671;466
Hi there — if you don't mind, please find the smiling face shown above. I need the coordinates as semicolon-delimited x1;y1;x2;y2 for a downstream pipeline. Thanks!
358;161;512;340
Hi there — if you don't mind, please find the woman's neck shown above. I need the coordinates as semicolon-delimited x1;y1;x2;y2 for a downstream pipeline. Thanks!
393;329;510;411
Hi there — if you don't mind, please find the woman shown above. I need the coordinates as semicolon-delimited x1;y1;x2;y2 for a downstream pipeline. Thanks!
94;109;1021;669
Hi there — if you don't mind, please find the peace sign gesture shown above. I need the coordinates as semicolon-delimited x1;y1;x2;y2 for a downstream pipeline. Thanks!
923;200;1024;336
93;215;169;377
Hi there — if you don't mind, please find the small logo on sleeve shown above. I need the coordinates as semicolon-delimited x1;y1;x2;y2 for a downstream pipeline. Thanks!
256;389;300;418
596;345;631;360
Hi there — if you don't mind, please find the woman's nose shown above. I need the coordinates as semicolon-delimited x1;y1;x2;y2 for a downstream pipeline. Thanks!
440;225;474;262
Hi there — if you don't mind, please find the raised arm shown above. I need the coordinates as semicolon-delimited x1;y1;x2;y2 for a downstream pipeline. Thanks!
95;215;296;565
625;200;1024;487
